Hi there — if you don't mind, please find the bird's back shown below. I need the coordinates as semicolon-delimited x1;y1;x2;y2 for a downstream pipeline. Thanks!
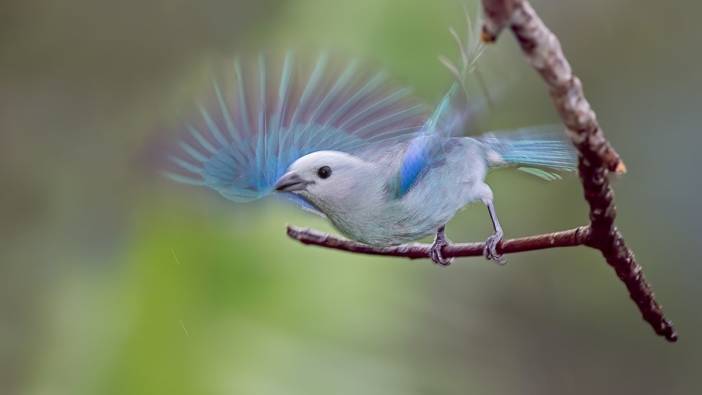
346;129;578;246
340;137;488;245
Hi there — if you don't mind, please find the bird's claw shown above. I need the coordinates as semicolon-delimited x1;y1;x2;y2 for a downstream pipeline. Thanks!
483;232;506;265
430;236;454;266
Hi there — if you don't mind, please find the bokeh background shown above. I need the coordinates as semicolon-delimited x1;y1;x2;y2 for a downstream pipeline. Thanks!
1;0;700;394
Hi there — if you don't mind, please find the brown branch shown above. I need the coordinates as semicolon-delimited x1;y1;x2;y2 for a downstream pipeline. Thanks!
288;225;590;259
481;0;625;174
479;0;675;342
285;0;677;342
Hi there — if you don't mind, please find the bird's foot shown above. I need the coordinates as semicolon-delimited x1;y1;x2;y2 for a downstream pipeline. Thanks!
483;231;506;265
430;232;454;266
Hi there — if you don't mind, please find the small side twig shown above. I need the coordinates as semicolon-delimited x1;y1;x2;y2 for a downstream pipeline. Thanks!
285;0;677;342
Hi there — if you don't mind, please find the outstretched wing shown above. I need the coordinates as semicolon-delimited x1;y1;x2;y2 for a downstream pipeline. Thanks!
166;53;427;202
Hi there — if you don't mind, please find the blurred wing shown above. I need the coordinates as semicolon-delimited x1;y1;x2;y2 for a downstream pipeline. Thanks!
395;133;459;197
395;84;468;197
166;53;426;203
395;7;500;197
425;83;469;137
395;72;505;197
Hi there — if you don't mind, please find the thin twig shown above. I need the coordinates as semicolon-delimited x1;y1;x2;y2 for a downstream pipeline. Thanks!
288;225;590;258
285;0;676;343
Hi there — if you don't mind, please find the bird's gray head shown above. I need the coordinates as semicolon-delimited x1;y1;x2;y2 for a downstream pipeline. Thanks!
274;150;381;215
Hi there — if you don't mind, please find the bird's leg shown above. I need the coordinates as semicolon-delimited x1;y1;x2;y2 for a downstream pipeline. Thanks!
483;200;506;265
429;225;454;266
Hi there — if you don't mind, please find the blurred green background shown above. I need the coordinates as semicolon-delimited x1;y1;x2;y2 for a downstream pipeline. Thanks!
1;0;701;394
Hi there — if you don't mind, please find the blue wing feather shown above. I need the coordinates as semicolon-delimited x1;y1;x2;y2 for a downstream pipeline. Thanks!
168;53;426;203
396;103;577;197
395;84;464;197
397;135;431;196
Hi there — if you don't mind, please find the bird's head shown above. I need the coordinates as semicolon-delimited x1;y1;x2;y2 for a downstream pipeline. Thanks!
274;150;379;214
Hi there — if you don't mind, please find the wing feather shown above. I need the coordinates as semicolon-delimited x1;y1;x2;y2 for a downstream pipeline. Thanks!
167;53;427;202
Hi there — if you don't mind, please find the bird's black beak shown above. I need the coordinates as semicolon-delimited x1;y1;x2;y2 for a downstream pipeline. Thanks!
274;172;310;192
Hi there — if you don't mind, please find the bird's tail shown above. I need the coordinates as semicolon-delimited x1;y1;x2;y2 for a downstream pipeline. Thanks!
479;126;577;179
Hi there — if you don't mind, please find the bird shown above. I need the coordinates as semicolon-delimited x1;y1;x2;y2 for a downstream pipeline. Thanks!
165;51;577;265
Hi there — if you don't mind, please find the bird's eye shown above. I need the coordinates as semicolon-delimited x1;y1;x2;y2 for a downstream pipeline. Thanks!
317;166;332;179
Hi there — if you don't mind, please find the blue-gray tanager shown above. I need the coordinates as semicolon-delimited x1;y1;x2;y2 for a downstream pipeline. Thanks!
167;53;576;264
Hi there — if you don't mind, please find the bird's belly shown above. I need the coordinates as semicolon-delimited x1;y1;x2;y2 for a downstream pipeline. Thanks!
331;218;439;246
327;203;457;246
323;150;487;246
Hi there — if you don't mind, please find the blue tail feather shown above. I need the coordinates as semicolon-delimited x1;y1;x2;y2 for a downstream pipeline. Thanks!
480;126;578;174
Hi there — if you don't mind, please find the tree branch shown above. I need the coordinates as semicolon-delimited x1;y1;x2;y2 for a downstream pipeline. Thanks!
288;225;590;259
481;0;625;174
479;0;675;342
285;0;677;342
